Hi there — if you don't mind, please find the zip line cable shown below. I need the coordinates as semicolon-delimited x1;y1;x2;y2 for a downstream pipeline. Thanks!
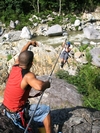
24;47;63;133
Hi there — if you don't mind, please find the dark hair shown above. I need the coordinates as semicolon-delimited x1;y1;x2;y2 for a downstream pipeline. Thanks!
19;51;34;66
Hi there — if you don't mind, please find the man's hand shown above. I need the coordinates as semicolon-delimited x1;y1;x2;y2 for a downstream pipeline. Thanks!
15;40;39;64
29;41;39;47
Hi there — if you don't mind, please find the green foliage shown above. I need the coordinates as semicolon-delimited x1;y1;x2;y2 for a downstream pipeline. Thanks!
47;15;63;26
7;54;12;61
15;13;33;30
0;0;99;29
15;24;24;31
1;15;6;23
43;10;53;17
69;2;77;12
79;44;88;52
75;26;78;31
66;14;76;24
94;74;100;91
86;52;92;63
0;0;100;18
56;64;100;110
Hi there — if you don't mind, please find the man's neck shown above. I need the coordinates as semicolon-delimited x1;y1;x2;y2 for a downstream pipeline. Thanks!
19;65;27;69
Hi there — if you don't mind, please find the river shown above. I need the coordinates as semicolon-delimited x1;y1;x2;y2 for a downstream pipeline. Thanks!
32;31;100;48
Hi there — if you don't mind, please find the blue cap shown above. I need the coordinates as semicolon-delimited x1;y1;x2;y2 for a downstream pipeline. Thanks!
66;41;70;46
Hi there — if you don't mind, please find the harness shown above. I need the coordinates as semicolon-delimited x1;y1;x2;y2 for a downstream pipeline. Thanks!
0;102;32;133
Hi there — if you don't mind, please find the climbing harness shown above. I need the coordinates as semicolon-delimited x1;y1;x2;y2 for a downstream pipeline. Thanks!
24;47;63;133
0;102;32;132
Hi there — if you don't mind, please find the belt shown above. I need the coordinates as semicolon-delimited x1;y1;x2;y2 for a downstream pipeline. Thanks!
2;103;29;114
5;107;18;114
2;104;21;114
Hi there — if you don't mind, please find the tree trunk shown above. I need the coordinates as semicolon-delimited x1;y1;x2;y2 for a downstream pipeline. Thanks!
37;0;39;13
59;0;61;15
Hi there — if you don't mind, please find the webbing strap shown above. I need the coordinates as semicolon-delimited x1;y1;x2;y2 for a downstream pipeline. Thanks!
6;109;33;133
19;111;26;127
19;110;32;133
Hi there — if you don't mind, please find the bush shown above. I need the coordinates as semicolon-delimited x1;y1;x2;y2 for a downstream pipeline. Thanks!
67;15;76;24
79;44;88;52
56;64;100;110
7;54;12;61
94;74;100;91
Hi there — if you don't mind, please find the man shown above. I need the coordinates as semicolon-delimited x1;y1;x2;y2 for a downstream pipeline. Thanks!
2;41;52;133
60;41;71;68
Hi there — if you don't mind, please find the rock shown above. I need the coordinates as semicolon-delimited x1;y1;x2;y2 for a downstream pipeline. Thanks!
3;33;10;40
73;41;81;46
20;26;32;39
9;20;16;29
36;24;48;36
0;113;23;133
45;24;63;36
81;39;90;45
0;27;4;36
3;31;21;41
74;52;88;64
0;112;38;133
29;75;82;108
15;20;20;25
74;20;81;27
90;41;97;46
51;106;100;133
83;26;100;39
0;106;99;133
90;47;100;67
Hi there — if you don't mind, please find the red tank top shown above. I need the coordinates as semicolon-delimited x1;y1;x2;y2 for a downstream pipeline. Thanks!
3;65;31;112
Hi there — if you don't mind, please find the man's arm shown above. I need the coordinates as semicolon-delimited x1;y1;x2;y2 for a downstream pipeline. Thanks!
62;42;65;48
15;40;38;64
21;41;38;52
22;72;50;91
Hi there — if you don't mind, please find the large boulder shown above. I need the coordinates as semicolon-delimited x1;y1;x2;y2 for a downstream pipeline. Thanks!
29;75;82;108
45;24;63;36
90;47;100;67
83;26;100;39
51;106;100;133
20;26;32;39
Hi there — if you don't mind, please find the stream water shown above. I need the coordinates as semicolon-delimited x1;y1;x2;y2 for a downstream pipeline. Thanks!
32;31;100;47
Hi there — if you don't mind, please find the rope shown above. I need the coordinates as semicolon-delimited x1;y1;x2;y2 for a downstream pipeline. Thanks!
24;47;63;133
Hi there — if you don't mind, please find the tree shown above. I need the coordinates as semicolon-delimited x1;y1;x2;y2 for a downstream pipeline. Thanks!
37;0;39;13
28;0;37;12
59;0;61;15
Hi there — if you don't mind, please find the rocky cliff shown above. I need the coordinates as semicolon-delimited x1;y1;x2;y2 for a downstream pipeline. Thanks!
0;106;100;133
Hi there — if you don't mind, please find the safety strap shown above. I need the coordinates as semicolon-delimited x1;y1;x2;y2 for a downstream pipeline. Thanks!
28;91;42;98
19;111;26;127
5;108;32;133
19;110;32;133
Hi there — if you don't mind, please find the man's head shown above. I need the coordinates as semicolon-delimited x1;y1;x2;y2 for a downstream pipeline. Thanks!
66;41;71;47
18;51;34;68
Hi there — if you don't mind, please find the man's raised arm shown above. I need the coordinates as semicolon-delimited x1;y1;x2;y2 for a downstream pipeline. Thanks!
15;40;38;64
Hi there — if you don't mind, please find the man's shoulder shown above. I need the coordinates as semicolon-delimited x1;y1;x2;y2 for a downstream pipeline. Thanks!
24;72;36;78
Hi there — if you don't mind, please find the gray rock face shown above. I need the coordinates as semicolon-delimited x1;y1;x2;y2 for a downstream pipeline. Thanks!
20;26;32;39
51;107;100;133
90;48;100;67
45;24;63;36
83;26;100;39
29;75;82;108
0;107;99;133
